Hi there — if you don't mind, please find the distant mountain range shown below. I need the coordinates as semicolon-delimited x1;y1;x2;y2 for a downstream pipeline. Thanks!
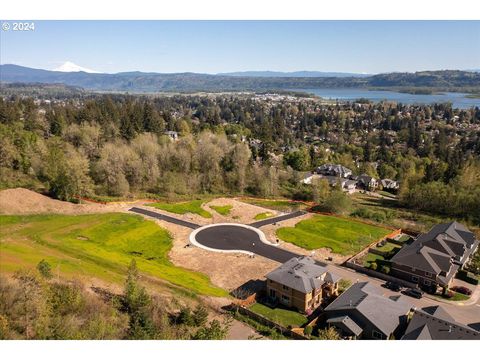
1;64;479;93
218;70;371;78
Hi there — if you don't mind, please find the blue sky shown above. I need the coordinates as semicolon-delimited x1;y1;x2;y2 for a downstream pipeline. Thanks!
1;21;479;74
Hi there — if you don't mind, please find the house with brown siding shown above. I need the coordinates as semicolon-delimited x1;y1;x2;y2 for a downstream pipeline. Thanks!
265;256;341;313
390;222;478;291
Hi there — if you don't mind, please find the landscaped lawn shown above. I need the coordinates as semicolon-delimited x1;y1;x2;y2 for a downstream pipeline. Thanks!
241;198;307;212
249;302;307;328
434;292;470;302
276;214;391;255
148;200;212;218
209;205;233;216
362;253;385;267
254;212;274;221
377;242;401;252
0;214;226;297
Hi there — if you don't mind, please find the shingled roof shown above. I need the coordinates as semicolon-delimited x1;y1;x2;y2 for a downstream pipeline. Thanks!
265;256;341;294
391;222;478;284
402;306;480;340
324;282;412;337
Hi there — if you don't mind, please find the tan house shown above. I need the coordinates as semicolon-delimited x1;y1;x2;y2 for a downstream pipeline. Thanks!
265;257;341;313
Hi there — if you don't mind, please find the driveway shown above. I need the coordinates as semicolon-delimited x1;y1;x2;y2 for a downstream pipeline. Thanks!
328;263;480;326
248;210;306;228
129;207;201;229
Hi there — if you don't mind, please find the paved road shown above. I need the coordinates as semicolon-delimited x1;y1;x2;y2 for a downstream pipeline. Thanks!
249;210;307;228
328;263;480;326
194;224;301;263
129;207;201;229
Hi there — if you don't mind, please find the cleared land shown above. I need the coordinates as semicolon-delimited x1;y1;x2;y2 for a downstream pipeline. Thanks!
249;303;307;328
148;200;212;219
240;199;307;212
276;215;391;255
209;205;233;216
0;213;226;297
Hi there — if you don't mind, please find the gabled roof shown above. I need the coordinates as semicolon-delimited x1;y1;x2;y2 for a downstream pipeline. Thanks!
391;222;478;277
402;306;480;340
266;256;341;294
327;315;363;337
316;164;352;177
324;282;412;336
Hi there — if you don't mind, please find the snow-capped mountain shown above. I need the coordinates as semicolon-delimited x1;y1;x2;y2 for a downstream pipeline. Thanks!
54;61;101;73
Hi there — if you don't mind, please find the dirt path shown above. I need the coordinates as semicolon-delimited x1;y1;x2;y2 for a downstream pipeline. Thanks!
0;188;129;215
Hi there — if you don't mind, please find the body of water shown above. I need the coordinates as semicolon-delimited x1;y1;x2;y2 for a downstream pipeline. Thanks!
300;88;480;109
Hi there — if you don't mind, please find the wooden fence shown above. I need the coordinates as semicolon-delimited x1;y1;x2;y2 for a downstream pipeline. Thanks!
234;305;308;340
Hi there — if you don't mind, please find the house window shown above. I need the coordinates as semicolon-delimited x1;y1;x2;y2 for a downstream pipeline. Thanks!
282;285;289;291
424;279;431;286
425;272;432;278
281;295;290;305
372;330;383;339
269;289;276;299
412;276;419;283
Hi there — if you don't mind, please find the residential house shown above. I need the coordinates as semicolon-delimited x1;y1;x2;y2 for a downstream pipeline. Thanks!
324;282;412;340
355;174;378;191
390;222;479;291
315;164;353;178
380;178;400;191
266;256;341;313
301;174;357;193
402;306;479;340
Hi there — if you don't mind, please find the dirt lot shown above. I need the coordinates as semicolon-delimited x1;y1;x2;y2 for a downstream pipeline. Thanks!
0;188;128;215
204;197;280;224
139;209;278;291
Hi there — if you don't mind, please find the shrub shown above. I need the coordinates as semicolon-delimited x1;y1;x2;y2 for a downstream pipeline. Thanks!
443;290;454;299
192;305;209;327
370;262;378;271
304;325;313;337
37;260;52;279
456;270;479;285
178;306;195;326
451;286;472;296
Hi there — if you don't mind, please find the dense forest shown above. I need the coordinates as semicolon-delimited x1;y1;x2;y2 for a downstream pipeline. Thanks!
0;92;479;222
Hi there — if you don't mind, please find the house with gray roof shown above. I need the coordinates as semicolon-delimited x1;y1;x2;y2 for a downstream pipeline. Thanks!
266;256;341;313
390;222;478;291
301;174;357;193
355;174;378;191
323;281;412;339
315;164;352;178
402;306;479;340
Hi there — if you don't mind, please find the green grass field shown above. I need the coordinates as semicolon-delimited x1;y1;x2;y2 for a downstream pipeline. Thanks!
254;212;274;221
209;205;233;216
147;200;212;218
0;213;226;297
249;303;307;328
276;215;391;255
241;199;307;212
362;253;385;267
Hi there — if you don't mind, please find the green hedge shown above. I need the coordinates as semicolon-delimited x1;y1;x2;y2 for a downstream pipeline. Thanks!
456;269;479;285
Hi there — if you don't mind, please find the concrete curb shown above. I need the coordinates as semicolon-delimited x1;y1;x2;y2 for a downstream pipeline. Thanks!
189;222;278;255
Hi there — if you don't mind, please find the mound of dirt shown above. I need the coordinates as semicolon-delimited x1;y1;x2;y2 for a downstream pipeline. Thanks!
0;188;123;215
